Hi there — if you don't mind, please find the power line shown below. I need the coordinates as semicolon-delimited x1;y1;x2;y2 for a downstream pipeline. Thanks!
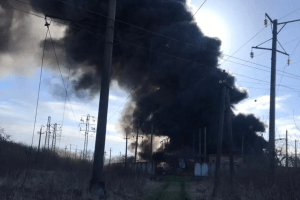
47;27;77;122
191;0;207;18
61;65;71;129
224;58;300;81
31;27;49;146
220;27;267;65
7;3;300;98
8;2;300;114
10;0;299;80
107;93;132;122
279;6;300;20
38;0;271;64
277;39;300;93
7;4;300;96
22;23;49;189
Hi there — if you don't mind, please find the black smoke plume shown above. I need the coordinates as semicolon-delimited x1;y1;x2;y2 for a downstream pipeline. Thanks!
1;0;267;158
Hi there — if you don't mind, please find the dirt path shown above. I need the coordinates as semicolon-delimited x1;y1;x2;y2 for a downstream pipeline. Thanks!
142;176;191;200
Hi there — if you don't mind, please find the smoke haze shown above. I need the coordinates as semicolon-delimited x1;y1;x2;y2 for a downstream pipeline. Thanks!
0;0;267;158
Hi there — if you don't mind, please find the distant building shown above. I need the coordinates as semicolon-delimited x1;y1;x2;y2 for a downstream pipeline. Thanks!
209;154;244;165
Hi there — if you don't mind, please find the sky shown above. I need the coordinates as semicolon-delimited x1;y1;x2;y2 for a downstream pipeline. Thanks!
1;0;300;158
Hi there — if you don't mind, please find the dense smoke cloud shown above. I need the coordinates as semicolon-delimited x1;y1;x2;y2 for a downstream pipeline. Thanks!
0;0;267;158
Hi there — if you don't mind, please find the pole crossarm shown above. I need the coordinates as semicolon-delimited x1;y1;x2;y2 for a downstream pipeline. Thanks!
278;18;300;25
252;46;289;56
266;13;273;23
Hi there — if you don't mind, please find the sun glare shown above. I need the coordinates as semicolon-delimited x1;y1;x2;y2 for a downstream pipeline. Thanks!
194;10;229;51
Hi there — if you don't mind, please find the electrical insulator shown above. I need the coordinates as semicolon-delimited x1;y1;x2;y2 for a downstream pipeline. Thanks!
44;19;50;27
264;19;268;27
250;51;254;59
287;58;291;66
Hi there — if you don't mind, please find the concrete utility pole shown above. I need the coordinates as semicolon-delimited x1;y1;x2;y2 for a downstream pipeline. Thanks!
69;144;73;158
109;148;112;165
213;71;227;196
225;88;234;184
75;146;78;159
251;13;300;174
51;123;56;151
286;130;288;168
90;0;116;196
36;125;45;164
65;146;68;157
134;120;140;163
204;127;206;162
44;116;51;149
199;128;201;162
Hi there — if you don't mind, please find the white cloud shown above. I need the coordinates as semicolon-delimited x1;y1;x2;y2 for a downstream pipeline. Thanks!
106;124;116;132
234;95;290;116
106;134;124;143
109;94;123;101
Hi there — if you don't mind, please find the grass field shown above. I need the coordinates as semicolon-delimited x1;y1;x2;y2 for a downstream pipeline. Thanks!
2;133;300;200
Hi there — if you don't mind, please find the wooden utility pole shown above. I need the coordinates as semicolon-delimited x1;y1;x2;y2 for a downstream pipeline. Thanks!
204;127;206;162
199;128;201;162
134;120;140;163
213;75;227;196
36;126;45;164
90;0;116;196
225;88;234;185
286;130;288;169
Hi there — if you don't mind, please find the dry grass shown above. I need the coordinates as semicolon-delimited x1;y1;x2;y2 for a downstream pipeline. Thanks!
216;166;300;200
183;160;300;200
0;139;150;200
